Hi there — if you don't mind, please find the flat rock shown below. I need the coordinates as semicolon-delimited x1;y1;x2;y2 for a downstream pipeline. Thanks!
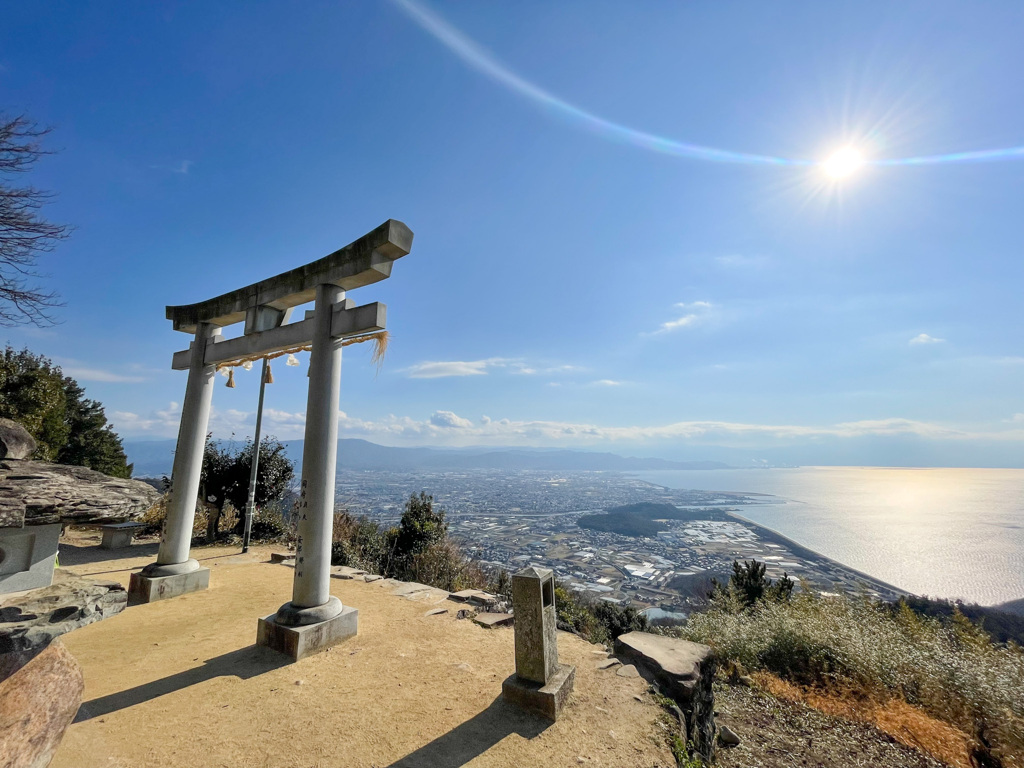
596;658;621;670
363;574;382;583
615;664;640;678
329;565;367;579
0;460;159;528
718;724;741;746
269;552;295;564
388;581;435;597
615;631;717;761
472;612;513;629
449;589;490;603
0;638;83;768
0;419;36;461
423;608;448;617
614;632;713;695
0;570;128;663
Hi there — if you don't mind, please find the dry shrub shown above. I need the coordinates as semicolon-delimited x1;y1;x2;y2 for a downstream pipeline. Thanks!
137;494;207;540
680;591;1024;765
406;539;487;592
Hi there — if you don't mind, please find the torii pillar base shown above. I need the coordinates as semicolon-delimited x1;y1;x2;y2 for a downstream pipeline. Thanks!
128;562;210;606
257;604;358;661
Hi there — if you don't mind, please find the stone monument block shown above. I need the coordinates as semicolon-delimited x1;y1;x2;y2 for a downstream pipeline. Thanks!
0;524;60;593
501;566;575;720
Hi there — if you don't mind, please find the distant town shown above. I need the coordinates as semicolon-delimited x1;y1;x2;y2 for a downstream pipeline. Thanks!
332;468;907;618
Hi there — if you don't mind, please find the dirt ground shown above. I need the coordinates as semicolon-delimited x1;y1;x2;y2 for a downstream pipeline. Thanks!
51;534;674;768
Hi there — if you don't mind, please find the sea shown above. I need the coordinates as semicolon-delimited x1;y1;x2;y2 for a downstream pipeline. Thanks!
630;467;1024;608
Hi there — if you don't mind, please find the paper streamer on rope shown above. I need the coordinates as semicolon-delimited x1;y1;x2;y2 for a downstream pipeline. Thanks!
215;330;390;378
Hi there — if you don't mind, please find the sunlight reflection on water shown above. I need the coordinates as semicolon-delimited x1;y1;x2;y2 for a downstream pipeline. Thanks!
631;467;1024;606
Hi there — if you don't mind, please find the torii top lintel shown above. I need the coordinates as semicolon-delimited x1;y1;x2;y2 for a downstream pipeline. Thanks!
165;219;413;334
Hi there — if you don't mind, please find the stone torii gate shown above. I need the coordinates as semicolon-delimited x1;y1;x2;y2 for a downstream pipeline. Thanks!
129;219;413;659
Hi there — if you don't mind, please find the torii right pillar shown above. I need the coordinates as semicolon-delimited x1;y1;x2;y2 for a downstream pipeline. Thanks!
502;566;576;720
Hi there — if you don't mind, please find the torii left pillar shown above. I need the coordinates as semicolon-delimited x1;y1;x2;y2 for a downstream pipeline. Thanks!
128;322;219;605
256;284;358;659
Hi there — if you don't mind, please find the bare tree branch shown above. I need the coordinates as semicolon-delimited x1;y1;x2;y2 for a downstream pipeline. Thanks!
0;114;69;326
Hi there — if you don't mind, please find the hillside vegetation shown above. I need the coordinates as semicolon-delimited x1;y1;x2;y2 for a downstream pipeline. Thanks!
677;561;1024;767
577;501;731;537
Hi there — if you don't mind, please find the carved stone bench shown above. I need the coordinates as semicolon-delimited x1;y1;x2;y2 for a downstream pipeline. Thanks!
100;522;146;550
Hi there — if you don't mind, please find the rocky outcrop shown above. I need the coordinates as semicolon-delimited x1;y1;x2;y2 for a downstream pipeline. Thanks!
0;572;128;767
0;638;84;768
0;419;36;461
615;631;717;761
0;459;159;528
0;570;128;664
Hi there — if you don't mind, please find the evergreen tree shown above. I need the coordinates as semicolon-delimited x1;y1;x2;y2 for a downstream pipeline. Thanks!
0;345;130;475
194;434;295;542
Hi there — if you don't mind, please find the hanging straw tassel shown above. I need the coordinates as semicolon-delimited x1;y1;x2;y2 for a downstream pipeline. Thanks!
226;369;236;388
264;362;274;384
370;330;389;374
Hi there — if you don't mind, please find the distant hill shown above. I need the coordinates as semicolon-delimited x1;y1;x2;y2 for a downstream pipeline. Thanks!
996;597;1024;617
123;437;730;478
577;502;732;537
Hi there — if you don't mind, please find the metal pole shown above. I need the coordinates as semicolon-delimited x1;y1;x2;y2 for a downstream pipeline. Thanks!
242;357;269;553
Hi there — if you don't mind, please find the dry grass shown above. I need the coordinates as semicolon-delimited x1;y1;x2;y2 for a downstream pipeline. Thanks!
754;672;974;768
679;591;1024;765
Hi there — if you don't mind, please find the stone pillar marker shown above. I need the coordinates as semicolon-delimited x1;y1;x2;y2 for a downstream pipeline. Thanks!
129;219;414;646
501;566;575;720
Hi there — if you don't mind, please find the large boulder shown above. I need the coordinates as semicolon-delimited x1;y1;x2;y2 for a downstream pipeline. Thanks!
615;631;717;760
0;570;128;663
0;419;36;461
0;459;159;528
0;572;128;768
0;638;84;768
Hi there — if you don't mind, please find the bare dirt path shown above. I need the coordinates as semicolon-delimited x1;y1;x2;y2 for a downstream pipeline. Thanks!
52;542;673;768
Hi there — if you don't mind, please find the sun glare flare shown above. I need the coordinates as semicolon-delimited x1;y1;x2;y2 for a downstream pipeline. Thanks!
823;148;865;179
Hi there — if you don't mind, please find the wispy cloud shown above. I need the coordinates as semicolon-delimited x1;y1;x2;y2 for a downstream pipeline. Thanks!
591;379;623;387
405;357;521;378
714;254;770;270
910;333;944;345
113;404;1024;447
404;357;581;379
150;160;193;175
59;360;147;383
648;301;713;336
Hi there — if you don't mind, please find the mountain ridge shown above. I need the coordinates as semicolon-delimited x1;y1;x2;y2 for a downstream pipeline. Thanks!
123;437;730;477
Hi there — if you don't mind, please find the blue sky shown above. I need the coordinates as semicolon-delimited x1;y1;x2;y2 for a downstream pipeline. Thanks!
2;1;1023;466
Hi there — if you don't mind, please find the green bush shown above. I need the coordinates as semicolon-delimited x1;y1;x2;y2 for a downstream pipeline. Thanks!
329;494;485;593
678;589;1024;762
555;584;649;645
248;506;291;543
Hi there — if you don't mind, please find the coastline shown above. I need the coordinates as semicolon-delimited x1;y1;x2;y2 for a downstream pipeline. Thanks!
630;474;913;600
726;509;910;599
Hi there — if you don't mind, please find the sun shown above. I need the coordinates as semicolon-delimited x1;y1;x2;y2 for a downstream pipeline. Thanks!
823;148;865;179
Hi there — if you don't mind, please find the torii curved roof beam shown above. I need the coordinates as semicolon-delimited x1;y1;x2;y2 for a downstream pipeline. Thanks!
166;219;413;333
